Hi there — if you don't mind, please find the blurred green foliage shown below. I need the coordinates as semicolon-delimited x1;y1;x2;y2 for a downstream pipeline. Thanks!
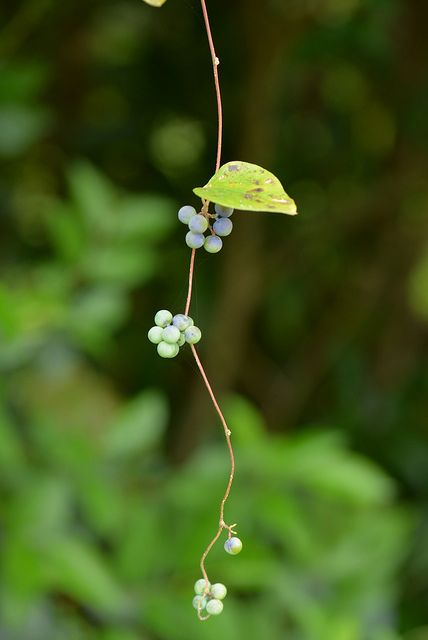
0;385;412;639
1;0;428;637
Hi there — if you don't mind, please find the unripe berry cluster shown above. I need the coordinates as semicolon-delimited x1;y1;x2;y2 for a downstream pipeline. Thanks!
148;310;201;358
192;580;228;617
178;204;234;254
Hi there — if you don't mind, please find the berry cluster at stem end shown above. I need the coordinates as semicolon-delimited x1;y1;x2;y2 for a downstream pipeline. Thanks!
193;580;227;619
178;203;235;254
148;310;201;358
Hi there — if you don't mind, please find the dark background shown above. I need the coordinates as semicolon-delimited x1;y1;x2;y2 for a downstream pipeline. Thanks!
0;1;427;638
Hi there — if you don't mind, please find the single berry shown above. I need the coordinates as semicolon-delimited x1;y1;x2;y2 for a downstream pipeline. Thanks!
206;599;224;616
188;214;209;234
192;595;207;611
194;579;210;595
178;205;197;224
184;325;202;344
157;341;179;359
147;326;163;344
154;310;173;328
204;235;223;254
210;583;227;600
177;333;186;347
215;204;234;218
161;325;181;344
172;314;193;331
186;231;205;249
213;218;233;237
224;537;242;555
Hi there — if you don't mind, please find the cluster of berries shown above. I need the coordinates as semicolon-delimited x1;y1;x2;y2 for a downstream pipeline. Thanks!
178;204;234;254
148;310;201;358
192;536;242;618
192;580;227;617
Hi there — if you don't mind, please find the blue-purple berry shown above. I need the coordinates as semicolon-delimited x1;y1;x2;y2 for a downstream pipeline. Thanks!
178;205;197;224
215;204;234;218
172;314;193;331
186;231;205;249
184;326;202;344
213;218;233;237
224;537;242;555
189;214;209;234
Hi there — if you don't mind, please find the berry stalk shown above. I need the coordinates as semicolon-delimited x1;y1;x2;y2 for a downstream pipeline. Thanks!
200;0;223;174
185;0;223;317
191;344;235;528
186;0;238;620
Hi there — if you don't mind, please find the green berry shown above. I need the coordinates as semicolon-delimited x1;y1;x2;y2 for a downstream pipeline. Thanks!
177;333;186;347
206;599;223;616
210;583;227;600
157;342;179;359
184;326;202;344
154;309;173;328
194;579;210;595
192;595;207;610
161;325;181;344
204;235;223;253
224;537;242;555
148;326;163;344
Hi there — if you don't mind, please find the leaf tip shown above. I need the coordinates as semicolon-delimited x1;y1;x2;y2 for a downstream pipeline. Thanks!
142;0;167;7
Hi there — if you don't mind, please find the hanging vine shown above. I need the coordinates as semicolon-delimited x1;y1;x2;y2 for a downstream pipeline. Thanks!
143;0;298;621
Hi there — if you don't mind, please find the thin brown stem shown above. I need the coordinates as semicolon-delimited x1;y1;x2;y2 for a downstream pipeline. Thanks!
184;0;223;316
184;249;196;316
191;344;236;613
191;345;235;520
200;0;223;174
183;2;233;619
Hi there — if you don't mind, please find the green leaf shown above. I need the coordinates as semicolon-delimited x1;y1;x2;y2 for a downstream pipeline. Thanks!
193;161;297;215
142;0;167;6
